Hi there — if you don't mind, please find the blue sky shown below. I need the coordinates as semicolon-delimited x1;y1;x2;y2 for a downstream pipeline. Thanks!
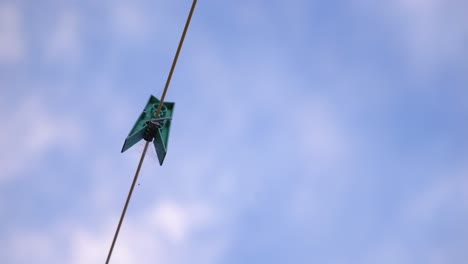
1;0;467;263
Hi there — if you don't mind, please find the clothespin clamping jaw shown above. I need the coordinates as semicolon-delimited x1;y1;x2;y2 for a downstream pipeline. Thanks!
121;95;174;165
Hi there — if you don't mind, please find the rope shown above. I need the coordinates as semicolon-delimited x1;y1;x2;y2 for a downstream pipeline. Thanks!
155;0;198;118
105;141;149;264
105;1;197;263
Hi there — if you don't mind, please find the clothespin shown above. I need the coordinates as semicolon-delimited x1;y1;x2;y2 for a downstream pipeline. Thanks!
121;95;174;165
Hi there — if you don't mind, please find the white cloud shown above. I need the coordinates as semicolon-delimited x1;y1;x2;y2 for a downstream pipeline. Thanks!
363;240;411;264
70;227;111;264
402;168;468;224
0;95;85;183
361;166;468;264
352;0;467;75
3;200;224;264
397;0;466;69
1;198;225;264
147;200;215;244
103;199;223;264
294;97;351;166
45;9;82;63
0;3;25;63
3;230;61;264
111;2;150;39
150;201;190;243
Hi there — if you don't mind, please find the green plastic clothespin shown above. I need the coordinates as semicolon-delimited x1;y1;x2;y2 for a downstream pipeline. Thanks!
121;95;174;165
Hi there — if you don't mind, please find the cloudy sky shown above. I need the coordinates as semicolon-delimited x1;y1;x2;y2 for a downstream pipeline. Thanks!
1;0;467;263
